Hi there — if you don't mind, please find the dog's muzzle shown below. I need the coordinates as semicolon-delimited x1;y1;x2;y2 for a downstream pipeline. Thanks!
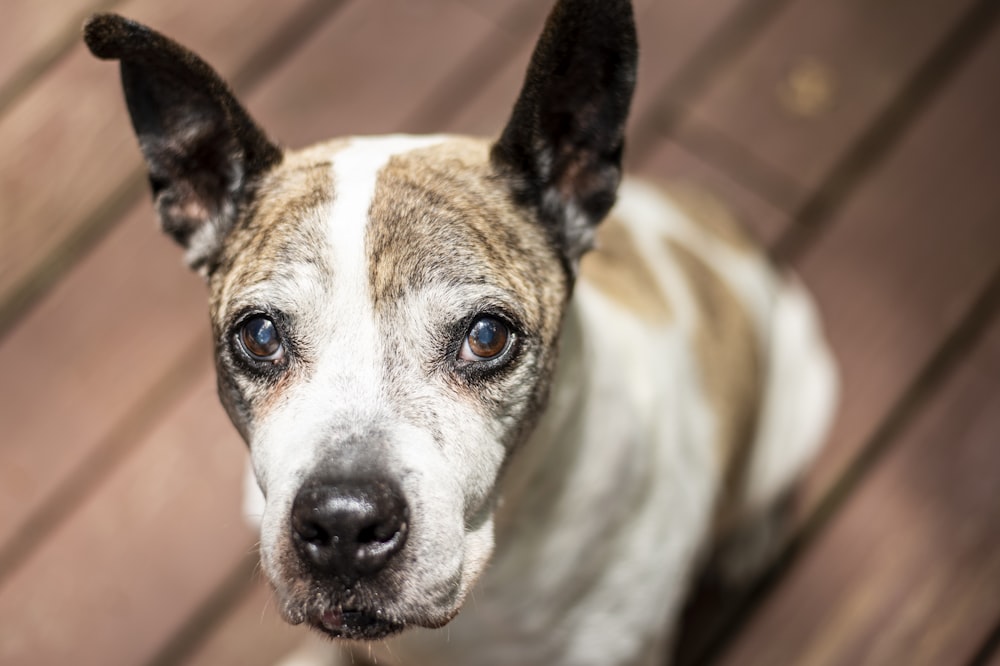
284;475;411;639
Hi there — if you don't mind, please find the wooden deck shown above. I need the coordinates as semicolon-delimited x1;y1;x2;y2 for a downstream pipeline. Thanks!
1;0;999;664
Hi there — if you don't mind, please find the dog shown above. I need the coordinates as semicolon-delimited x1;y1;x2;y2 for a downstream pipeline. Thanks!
83;1;837;663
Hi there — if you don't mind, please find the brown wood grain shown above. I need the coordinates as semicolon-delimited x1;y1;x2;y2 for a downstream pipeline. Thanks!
445;0;755;138
717;312;1000;666
183;580;305;666
0;0;118;100
3;0;998;663
246;0;524;148
678;0;981;210
0;199;207;551
0;0;320;317
453;0;550;31
987;641;1000;666
792;25;1000;517
634;138;788;247
0;373;254;666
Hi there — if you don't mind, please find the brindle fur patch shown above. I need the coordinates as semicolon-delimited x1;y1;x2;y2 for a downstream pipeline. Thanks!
208;142;343;421
367;139;565;320
365;138;568;441
666;240;760;472
580;216;672;324
665;183;755;252
212;141;345;318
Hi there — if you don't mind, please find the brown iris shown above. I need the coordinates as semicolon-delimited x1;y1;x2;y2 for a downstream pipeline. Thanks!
239;315;284;361
461;316;510;361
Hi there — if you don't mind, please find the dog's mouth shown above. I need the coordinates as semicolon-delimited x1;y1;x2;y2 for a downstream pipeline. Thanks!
307;605;406;640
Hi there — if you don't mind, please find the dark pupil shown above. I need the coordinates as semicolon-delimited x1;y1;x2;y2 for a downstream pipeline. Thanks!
242;317;279;358
469;318;507;358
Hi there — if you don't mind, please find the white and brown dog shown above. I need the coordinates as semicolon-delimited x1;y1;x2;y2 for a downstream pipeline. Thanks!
84;1;836;664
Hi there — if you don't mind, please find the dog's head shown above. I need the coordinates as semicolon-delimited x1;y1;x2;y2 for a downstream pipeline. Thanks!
84;0;636;640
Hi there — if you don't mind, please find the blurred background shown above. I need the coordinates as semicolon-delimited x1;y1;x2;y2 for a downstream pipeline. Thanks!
1;0;999;664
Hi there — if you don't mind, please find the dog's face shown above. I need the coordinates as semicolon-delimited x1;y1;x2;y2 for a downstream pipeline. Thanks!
210;136;569;635
85;0;636;640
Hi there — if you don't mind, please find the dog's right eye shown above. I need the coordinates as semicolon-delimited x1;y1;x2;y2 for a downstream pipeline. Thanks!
238;315;285;362
459;315;512;362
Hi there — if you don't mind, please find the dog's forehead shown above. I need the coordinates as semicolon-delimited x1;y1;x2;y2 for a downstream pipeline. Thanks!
212;136;565;328
366;138;564;320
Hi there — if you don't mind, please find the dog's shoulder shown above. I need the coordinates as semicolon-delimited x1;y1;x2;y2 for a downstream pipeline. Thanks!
578;178;781;468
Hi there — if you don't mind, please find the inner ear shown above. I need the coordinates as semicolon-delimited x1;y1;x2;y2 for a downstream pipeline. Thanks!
84;13;281;273
491;0;637;271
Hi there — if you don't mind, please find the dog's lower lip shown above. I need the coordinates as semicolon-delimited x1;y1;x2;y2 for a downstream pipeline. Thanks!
320;607;345;631
311;607;404;639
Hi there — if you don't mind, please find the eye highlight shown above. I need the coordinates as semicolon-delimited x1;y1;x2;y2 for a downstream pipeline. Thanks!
238;315;284;362
459;316;511;362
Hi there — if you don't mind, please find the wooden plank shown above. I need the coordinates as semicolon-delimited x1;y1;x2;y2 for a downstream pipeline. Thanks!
987;640;1000;666
183;581;304;666
0;0;323;324
677;0;981;210
633;138;787;247
445;0;755;138
675;22;1000;661
792;25;1000;516
451;0;552;35
0;0;119;107
0;373;255;666
0;201;207;551
246;0;524;147
717;310;1000;666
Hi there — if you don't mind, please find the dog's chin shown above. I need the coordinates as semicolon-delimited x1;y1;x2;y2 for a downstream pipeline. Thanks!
276;580;463;642
306;606;406;641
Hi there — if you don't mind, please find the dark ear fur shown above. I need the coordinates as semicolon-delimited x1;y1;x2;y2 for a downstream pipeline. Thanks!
83;13;281;273
491;0;637;273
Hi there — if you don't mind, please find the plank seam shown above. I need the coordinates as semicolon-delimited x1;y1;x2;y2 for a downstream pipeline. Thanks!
690;264;1000;666
0;337;209;589
664;122;804;212
773;0;1000;263
0;0;127;122
143;546;262;666
967;616;1000;666
675;2;1000;660
628;0;799;167
404;0;547;134
0;0;353;344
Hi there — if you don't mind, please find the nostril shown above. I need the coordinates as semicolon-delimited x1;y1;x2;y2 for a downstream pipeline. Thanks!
357;522;392;545
294;515;329;546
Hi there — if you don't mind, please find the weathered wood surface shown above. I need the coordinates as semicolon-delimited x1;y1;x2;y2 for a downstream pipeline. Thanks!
1;0;998;664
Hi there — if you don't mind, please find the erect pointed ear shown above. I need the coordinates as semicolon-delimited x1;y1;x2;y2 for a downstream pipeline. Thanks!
83;13;281;274
491;0;637;273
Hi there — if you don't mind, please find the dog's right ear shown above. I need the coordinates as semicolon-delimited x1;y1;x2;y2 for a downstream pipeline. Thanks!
491;0;637;276
83;14;281;274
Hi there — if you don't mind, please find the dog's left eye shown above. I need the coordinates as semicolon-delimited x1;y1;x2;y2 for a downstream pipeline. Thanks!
459;316;511;361
238;315;285;362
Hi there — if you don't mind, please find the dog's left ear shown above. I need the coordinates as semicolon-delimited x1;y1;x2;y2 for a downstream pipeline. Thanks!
83;13;282;274
491;0;637;273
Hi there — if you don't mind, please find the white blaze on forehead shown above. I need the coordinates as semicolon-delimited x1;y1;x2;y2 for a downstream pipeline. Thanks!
319;133;451;406
327;133;450;322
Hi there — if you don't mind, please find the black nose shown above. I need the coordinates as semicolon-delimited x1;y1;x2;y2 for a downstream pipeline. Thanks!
291;477;409;579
